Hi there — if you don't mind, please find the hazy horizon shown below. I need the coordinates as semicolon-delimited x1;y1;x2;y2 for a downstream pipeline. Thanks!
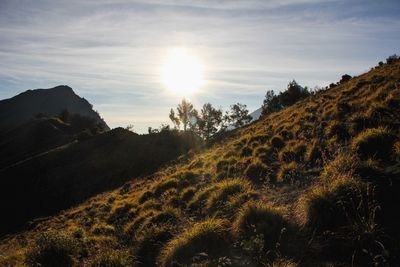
1;0;399;133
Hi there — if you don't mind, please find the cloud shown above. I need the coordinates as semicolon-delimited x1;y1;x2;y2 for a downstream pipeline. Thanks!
0;0;399;132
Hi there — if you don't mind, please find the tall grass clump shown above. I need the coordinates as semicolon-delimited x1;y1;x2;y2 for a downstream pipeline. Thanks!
133;226;174;267
25;231;79;267
159;219;230;266
270;136;285;150
232;202;286;251
277;162;303;183
278;141;307;162
153;178;179;197
245;159;271;185
351;127;396;160
91;250;133;267
206;178;253;212
301;177;362;231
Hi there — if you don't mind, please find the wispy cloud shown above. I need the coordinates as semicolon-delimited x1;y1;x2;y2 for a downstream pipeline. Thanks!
0;0;399;132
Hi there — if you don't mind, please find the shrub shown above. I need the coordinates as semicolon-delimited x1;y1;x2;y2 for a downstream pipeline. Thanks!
25;231;79;267
245;159;270;185
271;136;285;150
154;179;179;197
206;179;253;212
91;250;132;267
351;127;396;160
301;177;362;231
232;202;286;250
159;219;230;266
277;162;302;183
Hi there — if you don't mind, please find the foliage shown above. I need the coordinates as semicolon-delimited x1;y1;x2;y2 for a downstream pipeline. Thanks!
262;80;311;116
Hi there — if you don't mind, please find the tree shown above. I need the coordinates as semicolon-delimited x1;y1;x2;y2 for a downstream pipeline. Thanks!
169;109;180;129
170;99;198;131
386;54;399;64
228;103;252;128
197;103;223;140
279;80;310;107
340;74;352;84
261;90;281;116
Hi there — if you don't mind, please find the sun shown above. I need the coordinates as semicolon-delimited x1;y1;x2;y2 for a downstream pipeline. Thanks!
162;48;203;96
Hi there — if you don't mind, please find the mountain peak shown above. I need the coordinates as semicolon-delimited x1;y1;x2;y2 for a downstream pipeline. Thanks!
0;85;109;130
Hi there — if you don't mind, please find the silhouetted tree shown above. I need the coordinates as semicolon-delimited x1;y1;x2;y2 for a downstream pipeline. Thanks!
386;54;399;64
197;103;223;140
280;80;310;107
169;109;180;129
261;81;311;117
340;74;352;84
261;90;281;116
228;103;252;128
170;99;198;131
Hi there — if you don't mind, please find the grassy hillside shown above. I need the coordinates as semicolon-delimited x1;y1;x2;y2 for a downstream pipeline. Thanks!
0;128;202;236
1;60;399;266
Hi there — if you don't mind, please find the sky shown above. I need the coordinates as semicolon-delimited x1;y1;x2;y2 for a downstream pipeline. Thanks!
0;0;399;133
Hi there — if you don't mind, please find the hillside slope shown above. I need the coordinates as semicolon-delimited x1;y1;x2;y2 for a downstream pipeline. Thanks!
1;60;399;266
0;128;202;236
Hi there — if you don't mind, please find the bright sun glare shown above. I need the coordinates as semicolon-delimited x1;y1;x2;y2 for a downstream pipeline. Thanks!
162;48;203;96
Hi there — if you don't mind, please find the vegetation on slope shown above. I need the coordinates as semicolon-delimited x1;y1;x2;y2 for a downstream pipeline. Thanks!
1;58;400;266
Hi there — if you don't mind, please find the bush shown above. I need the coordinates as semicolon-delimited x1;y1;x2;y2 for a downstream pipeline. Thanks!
245;159;270;185
25;231;79;267
351;127;396;160
301;177;362;231
232;202;286;250
159;219;230;266
277;162;302;183
271;136;285;150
